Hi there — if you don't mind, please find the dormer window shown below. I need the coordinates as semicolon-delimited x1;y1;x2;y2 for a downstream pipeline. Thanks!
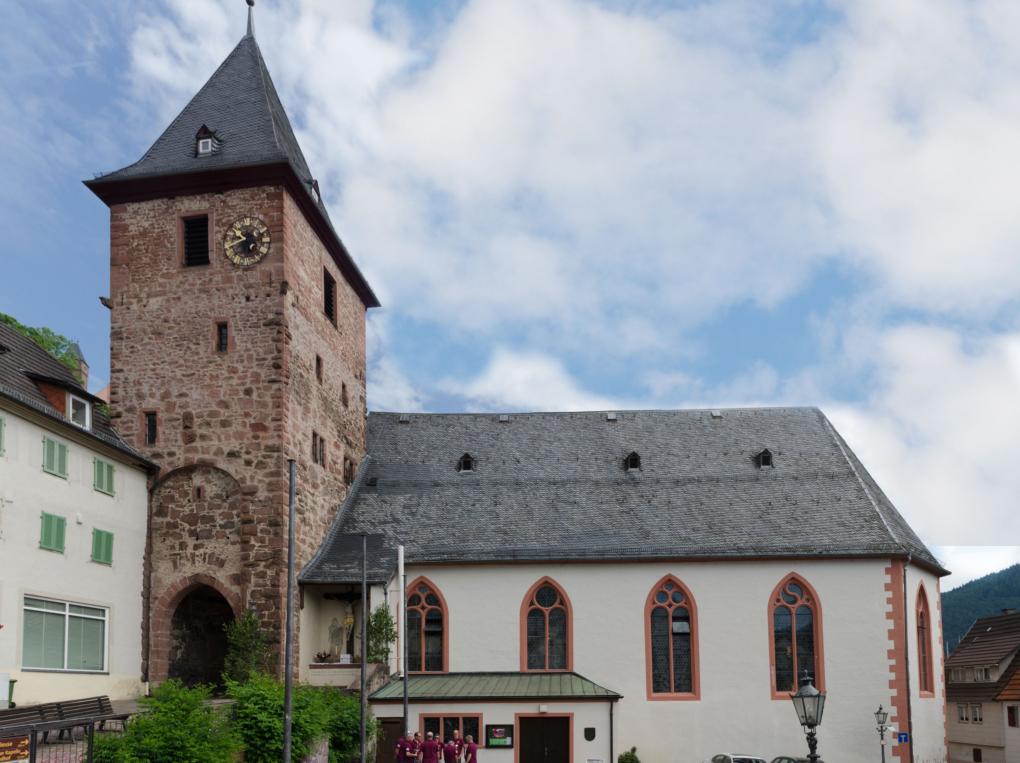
68;394;91;430
625;451;641;471
457;453;476;473
754;449;773;468
194;125;219;157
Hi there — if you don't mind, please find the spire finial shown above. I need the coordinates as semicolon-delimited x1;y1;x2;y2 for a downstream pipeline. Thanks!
246;0;255;37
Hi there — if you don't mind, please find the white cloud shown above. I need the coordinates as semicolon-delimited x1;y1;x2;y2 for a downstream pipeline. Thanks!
444;347;617;412
933;546;1020;592
826;325;1020;546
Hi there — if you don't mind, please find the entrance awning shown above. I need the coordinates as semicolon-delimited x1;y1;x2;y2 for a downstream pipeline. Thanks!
369;672;621;703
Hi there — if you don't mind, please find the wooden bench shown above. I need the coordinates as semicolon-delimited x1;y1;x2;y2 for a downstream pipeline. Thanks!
0;695;129;741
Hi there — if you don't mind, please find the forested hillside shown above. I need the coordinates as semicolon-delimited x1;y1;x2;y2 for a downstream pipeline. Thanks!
942;564;1020;653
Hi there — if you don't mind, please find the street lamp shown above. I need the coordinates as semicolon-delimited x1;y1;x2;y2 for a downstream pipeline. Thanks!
875;705;890;763
790;670;825;763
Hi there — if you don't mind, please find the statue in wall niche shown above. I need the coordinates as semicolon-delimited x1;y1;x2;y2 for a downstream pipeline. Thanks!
328;617;343;657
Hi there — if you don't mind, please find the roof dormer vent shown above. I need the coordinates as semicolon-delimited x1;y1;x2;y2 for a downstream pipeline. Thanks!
624;451;641;471
457;453;476;473
753;449;774;469
195;125;220;157
606;412;617;421
498;414;511;423
398;414;410;424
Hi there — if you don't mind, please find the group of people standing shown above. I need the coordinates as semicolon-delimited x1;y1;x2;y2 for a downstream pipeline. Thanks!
396;728;479;763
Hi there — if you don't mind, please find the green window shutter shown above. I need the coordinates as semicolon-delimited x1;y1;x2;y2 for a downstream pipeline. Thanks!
40;513;65;553
93;458;115;496
92;529;113;565
57;442;67;477
42;437;67;478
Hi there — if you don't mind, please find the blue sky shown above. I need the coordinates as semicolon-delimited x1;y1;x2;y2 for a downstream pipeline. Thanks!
2;0;1020;589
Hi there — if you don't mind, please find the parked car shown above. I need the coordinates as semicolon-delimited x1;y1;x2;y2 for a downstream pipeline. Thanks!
709;755;768;763
771;758;809;763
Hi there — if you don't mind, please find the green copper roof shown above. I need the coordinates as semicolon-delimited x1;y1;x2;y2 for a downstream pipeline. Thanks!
369;672;621;702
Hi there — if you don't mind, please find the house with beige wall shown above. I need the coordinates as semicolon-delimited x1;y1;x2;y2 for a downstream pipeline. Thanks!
946;611;1020;763
0;323;153;705
301;408;949;763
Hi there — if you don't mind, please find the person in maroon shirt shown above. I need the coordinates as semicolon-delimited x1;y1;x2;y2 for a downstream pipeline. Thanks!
420;731;442;763
451;729;465;761
464;735;479;763
396;731;414;763
442;737;458;763
407;732;422;762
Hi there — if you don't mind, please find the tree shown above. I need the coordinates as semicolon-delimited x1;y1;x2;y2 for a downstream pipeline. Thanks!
0;312;82;383
223;609;272;684
367;604;397;664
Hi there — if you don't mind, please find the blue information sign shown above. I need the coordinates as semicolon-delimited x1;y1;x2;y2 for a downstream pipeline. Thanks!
897;732;910;744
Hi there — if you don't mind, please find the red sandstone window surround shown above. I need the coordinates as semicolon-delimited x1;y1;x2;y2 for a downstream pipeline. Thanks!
768;573;824;698
143;411;158;446
917;585;935;696
407;577;447;672
180;214;211;267
323;268;337;325
315;355;323;384
520;577;572;671
645;575;700;700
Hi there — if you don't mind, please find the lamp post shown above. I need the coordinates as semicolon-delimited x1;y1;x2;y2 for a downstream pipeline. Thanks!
875;705;890;763
790;670;825;763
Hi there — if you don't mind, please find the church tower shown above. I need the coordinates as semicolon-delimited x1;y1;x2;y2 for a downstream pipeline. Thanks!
86;3;378;684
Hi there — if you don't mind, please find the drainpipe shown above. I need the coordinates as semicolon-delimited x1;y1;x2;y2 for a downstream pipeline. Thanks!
902;554;914;763
609;700;615;763
399;545;408;731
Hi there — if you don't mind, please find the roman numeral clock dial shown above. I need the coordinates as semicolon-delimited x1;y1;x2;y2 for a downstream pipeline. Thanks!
223;216;271;266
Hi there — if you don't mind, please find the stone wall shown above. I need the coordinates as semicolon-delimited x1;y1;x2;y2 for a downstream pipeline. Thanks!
106;184;368;679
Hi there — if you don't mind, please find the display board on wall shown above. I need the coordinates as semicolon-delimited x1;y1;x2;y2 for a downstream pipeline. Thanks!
485;724;514;748
0;736;29;763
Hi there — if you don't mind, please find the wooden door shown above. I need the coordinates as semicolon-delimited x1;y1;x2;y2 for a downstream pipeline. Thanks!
518;716;570;763
377;718;403;763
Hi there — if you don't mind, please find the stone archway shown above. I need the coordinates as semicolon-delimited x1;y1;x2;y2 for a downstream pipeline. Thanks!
167;585;234;687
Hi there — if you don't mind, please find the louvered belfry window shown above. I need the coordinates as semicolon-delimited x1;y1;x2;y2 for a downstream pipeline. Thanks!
323;268;337;323
183;215;210;266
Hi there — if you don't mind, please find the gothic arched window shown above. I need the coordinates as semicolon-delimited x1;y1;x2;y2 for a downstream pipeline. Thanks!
521;578;571;671
407;577;447;672
769;574;824;696
645;575;699;699
917;585;934;695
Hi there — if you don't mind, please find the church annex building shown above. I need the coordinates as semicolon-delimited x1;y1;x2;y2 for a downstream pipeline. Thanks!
1;4;951;762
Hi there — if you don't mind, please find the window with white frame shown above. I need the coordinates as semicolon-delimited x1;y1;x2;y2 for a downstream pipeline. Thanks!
68;394;91;430
958;704;969;723
971;704;984;723
22;596;107;672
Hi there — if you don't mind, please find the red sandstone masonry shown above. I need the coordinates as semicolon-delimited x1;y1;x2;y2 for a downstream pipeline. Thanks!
107;184;368;680
886;560;911;763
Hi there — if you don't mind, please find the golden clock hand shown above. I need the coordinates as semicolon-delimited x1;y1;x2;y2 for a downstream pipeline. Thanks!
225;236;248;248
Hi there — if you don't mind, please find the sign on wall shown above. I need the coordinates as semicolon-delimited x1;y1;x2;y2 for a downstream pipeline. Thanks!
0;736;29;763
486;725;514;748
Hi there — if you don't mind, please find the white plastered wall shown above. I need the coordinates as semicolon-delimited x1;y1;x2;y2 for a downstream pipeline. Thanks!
0;406;148;703
389;558;946;763
904;563;950;763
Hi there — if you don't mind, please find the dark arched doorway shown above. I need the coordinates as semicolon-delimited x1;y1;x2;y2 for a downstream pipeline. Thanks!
168;585;233;687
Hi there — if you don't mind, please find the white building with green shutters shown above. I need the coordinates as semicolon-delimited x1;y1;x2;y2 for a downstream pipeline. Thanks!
0;322;153;705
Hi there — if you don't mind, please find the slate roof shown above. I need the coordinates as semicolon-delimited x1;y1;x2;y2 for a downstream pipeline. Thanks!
85;16;378;307
369;672;621;702
946;612;1020;668
301;407;944;584
0;323;152;466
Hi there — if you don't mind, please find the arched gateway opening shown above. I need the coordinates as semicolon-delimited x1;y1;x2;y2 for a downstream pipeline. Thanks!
168;585;234;687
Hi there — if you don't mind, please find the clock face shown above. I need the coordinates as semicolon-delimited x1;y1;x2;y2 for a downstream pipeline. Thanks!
223;216;271;266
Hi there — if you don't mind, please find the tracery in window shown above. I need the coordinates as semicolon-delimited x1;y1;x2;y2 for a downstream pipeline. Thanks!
770;574;823;696
407;577;446;672
646;575;699;698
522;578;571;671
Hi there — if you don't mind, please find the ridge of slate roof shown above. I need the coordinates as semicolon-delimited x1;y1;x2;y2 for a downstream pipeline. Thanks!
301;407;946;584
0;324;152;466
85;22;379;308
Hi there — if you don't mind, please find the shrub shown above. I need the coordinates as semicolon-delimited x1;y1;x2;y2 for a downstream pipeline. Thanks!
618;747;640;763
315;687;375;763
366;605;397;664
223;609;272;684
228;674;330;763
91;680;238;763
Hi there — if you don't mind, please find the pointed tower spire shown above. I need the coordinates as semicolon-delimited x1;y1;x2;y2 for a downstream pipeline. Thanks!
246;0;255;38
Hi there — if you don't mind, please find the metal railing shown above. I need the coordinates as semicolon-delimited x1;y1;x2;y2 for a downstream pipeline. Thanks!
0;715;125;763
